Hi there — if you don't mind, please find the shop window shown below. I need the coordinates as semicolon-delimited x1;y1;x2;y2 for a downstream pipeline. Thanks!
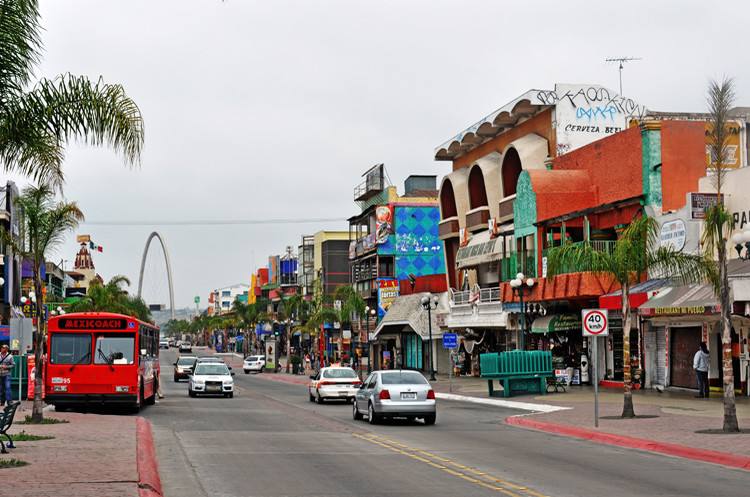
378;257;394;278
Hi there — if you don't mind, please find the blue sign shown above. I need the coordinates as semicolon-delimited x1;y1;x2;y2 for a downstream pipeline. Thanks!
442;333;458;349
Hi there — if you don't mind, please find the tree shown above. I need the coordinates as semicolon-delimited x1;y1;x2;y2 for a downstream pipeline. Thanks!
702;77;740;432
4;184;84;423
231;300;267;355
277;293;304;373
0;0;144;187
69;275;152;323
547;216;716;418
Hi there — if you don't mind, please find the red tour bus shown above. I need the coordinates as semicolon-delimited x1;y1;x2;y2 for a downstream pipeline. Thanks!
45;312;160;410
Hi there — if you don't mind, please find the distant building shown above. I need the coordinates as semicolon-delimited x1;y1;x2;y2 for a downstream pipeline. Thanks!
211;284;250;314
298;231;350;298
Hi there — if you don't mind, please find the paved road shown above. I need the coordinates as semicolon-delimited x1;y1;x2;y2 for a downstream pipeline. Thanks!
145;349;750;497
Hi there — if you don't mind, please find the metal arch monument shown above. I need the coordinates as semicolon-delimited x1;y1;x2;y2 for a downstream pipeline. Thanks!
137;231;175;320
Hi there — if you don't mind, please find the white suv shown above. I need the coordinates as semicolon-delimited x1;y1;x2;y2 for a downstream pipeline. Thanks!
243;355;265;374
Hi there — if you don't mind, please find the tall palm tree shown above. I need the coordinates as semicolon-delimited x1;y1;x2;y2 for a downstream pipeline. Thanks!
547;216;716;418
4;184;83;422
0;0;144;187
69;275;152;322
702;77;740;432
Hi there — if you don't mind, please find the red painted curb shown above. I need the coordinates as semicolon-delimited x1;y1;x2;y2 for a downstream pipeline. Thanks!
506;416;750;471
136;416;164;497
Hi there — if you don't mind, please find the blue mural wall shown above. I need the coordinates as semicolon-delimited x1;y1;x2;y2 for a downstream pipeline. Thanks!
379;205;445;281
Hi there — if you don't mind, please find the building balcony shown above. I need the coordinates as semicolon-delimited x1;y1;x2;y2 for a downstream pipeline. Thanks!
499;251;536;281
353;168;384;201
465;206;490;233
541;240;616;276
446;286;507;329
498;194;516;224
438;217;460;240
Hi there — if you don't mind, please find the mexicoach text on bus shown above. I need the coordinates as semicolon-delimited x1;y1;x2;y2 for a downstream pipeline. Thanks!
57;318;129;330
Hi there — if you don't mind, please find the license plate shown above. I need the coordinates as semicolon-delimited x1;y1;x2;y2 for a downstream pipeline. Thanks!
207;386;221;392
401;392;417;400
339;391;349;396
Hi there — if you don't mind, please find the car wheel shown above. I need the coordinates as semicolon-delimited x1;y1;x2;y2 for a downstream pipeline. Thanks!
259;366;264;373
316;392;324;404
353;402;363;421
244;370;250;374
173;376;179;382
189;389;196;398
423;413;436;425
347;397;354;404
309;392;315;402
228;392;234;398
368;403;379;425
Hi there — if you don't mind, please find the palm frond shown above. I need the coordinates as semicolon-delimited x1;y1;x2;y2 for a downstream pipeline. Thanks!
546;241;616;280
0;0;42;96
706;77;736;193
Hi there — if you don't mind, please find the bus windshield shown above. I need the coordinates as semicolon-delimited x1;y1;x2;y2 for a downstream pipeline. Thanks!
50;333;92;364
95;335;135;365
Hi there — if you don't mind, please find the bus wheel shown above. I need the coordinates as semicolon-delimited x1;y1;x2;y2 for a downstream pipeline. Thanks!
145;378;157;406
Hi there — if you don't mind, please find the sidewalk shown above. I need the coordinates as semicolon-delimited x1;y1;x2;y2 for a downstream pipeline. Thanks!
431;374;750;467
3;402;161;497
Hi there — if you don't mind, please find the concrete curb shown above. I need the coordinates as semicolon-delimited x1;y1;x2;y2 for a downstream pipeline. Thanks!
136;417;164;496
505;415;750;471
436;392;571;413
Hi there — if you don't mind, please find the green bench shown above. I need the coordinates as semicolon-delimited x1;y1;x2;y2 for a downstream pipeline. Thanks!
480;350;554;398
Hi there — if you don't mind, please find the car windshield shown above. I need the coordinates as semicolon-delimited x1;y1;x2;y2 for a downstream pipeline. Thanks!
194;364;230;376
380;371;429;385
177;357;196;366
94;335;135;365
50;333;92;365
323;368;357;379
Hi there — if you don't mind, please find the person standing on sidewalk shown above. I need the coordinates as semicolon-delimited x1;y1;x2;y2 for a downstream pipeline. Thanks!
565;347;578;387
0;345;14;406
693;342;710;398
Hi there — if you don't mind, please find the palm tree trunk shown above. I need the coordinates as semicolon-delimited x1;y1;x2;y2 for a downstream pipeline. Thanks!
285;320;291;374
717;247;739;431
31;264;45;423
621;284;635;418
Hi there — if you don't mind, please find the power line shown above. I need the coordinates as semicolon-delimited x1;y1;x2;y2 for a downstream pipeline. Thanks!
82;217;344;227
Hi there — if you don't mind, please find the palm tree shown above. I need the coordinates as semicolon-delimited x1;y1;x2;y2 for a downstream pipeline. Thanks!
232;301;267;355
702;77;740;432
4;184;84;422
0;0;144;187
547;216;716;418
69;275;152;322
276;293;304;373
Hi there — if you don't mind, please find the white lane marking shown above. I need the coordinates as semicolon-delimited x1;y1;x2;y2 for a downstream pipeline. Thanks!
435;392;571;413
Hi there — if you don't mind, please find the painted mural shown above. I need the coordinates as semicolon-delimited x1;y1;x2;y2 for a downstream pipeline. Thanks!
380;205;445;280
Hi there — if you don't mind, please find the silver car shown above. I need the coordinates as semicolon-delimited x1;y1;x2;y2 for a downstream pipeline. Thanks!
353;370;436;425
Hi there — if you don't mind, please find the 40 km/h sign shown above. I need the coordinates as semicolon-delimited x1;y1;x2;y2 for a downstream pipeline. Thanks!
582;309;609;336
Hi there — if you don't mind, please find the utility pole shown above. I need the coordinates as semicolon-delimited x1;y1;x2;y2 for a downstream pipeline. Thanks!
605;56;642;95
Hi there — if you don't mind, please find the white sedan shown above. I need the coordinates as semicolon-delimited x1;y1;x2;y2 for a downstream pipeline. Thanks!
308;367;362;403
189;362;235;398
243;355;265;374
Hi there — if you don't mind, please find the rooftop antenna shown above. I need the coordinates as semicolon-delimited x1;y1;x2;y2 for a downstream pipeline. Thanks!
605;57;642;95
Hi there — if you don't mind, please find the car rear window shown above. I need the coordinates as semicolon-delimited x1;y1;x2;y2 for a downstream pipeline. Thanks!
380;371;429;385
323;368;357;379
247;356;262;361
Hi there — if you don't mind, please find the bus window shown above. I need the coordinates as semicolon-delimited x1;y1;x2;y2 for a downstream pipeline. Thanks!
95;335;135;365
50;333;92;364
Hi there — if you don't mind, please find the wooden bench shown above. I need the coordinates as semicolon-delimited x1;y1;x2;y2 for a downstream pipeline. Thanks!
0;401;20;453
480;350;554;398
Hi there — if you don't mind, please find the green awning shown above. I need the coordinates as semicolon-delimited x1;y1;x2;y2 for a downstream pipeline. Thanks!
531;314;581;334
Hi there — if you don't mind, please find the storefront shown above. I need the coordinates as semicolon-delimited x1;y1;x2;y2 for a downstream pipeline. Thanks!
530;313;584;384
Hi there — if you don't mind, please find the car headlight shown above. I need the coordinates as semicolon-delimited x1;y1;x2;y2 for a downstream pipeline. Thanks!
193;379;204;385
223;380;233;386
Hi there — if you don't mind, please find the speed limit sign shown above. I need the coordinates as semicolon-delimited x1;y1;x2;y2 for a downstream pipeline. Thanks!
582;309;609;336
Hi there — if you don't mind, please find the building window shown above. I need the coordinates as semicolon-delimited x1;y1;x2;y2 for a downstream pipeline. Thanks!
378;256;394;278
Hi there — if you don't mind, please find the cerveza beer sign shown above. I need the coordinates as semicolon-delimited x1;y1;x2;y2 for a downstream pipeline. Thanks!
58;318;129;330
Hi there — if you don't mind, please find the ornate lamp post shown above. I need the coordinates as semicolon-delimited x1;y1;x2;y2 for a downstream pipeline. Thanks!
365;306;376;374
509;272;535;350
731;230;750;260
420;294;439;381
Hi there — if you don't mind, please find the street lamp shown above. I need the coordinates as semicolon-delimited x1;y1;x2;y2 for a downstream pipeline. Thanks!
731;230;750;260
510;272;535;350
420;294;439;381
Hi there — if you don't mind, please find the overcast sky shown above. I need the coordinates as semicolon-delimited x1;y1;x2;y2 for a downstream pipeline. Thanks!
21;0;748;308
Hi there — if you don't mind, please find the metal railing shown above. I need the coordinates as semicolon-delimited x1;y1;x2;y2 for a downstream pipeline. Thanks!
542;240;617;275
451;285;501;306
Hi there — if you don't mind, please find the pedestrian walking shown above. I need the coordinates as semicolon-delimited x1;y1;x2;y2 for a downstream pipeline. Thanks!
0;345;14;406
693;342;710;398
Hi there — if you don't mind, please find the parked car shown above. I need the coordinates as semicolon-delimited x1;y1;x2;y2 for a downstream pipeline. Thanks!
159;339;170;349
353;370;436;425
189;362;235;398
173;356;197;382
179;341;193;353
168;338;175;347
309;366;361;403
243;355;265;374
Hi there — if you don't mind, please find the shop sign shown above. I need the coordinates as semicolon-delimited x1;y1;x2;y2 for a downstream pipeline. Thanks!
659;219;686;251
640;305;718;316
377;279;399;319
705;120;745;169
689;192;722;220
732;209;750;230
